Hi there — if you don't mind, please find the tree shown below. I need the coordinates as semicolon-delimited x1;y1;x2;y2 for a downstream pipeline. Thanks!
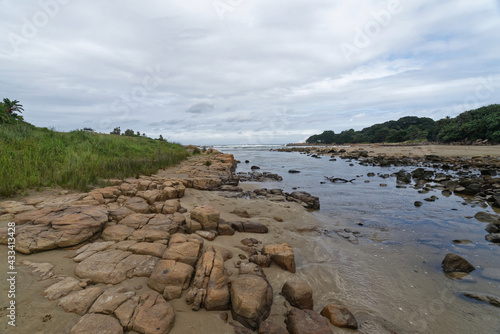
123;129;135;136
110;127;121;135
158;134;165;141
2;98;24;115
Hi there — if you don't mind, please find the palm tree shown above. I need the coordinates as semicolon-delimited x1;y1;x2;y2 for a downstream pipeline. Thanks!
3;98;24;114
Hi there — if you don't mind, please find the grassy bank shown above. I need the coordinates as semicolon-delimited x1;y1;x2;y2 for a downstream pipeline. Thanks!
0;122;189;197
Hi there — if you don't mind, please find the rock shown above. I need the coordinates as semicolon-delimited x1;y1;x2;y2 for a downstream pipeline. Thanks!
462;292;500;307
285;309;333;334
124;197;151;214
196;230;217;241
320;303;358;329
258;321;288;334
163;234;203;267
441;253;475;273
58;286;104;315
289;191;320;210
452;240;474;245
249;255;272;268
239;262;267;279
186;246;230;311
231;274;273;330
7;206;108;254
129;242;167;257
163;199;181;214
486;224;499;234
109;206;135;222
251;166;261;170
218;222;235;236
486;233;500;243
148;260;194;299
274;216;284;222
230;221;269;234
119;213;153;229
191;206;220;230
191;177;223;190
43;276;82;300
480;169;497;176
89;286;135;314
288;170;301;173
20;261;55;280
261;243;296;273
70;313;123;334
414;201;423;207
73;241;116;262
102;225;135;242
186;218;203;233
231;208;251;218
281;280;314;310
114;296;140;330
75;249;159;284
133;291;175;334
137;189;162;205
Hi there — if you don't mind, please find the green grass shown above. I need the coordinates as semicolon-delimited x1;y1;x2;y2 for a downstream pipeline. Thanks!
0;122;189;197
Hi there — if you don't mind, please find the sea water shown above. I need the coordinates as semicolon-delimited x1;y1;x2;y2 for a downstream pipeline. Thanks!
215;144;500;334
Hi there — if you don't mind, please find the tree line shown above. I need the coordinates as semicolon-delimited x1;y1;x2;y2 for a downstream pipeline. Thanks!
306;104;500;144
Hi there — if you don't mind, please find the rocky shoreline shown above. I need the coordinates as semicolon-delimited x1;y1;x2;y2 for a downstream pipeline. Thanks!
0;152;359;334
2;149;500;333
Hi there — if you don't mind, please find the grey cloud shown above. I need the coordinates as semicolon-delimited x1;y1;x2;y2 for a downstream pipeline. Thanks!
185;102;214;114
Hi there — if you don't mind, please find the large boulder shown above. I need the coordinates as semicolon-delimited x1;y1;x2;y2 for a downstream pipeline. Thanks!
261;243;296;273
43;276;82;300
231;274;273;330
441;253;475;273
320;303;358;329
124;197;151;214
163;234;203;267
191;206;220;230
285;309;333;334
186;246;231;311
281;280;314;310
70;314;123;334
133;291;176;334
148;260;194;300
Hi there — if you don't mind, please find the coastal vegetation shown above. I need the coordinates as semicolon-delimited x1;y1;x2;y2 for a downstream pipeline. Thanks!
306;104;500;144
0;100;188;197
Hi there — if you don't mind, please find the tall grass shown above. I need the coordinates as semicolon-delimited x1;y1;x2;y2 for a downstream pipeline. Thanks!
0;122;188;197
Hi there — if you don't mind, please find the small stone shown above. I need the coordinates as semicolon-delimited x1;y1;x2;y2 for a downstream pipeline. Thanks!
442;253;475;273
320;303;358;329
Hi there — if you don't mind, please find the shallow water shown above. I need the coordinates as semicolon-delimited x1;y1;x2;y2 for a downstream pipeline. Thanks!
215;145;500;334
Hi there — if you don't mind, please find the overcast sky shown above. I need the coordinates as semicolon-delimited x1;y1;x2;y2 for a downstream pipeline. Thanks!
1;0;499;144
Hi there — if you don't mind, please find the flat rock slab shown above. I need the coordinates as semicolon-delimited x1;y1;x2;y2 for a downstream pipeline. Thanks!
58;286;104;315
89;287;136;314
44;276;82;300
230;221;269;234
3;206;108;254
75;249;159;284
70;313;123;334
